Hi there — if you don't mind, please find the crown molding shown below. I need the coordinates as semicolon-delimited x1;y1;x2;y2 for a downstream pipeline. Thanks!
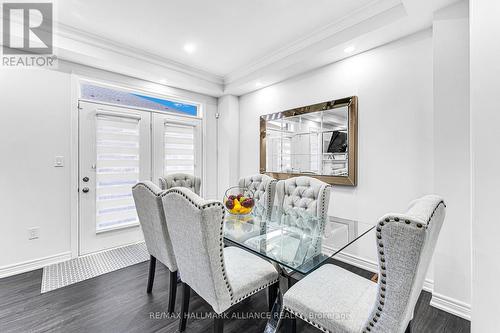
7;0;450;97
0;13;223;86
47;1;404;97
54;22;224;86
224;0;403;85
223;2;409;95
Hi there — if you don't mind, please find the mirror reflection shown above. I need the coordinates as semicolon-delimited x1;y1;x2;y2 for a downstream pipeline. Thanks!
265;106;348;176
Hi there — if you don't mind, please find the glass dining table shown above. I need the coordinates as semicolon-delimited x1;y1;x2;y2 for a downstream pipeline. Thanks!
223;203;375;333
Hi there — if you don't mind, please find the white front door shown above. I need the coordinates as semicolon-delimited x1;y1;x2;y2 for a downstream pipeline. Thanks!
78;101;151;255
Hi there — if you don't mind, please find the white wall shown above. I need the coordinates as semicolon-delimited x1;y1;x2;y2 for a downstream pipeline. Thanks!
239;28;476;315
217;95;240;198
202;101;219;200
240;29;435;279
0;68;72;269
240;30;434;226
0;64;218;275
431;1;471;316
470;0;500;331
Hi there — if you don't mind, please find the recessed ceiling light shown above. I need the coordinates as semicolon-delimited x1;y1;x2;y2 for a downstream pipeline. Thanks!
344;46;355;53
184;43;196;54
159;79;167;84
256;82;263;88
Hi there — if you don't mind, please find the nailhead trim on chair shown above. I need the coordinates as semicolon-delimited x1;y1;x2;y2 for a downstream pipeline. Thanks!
133;182;160;196
232;279;279;305
227;179;279;305
277;178;333;260
320;185;331;222
162;187;282;308
314;184;332;254
266;179;277;218
243;175;276;221
158;177;167;190
162;188;235;302
261;179;277;232
362;201;446;333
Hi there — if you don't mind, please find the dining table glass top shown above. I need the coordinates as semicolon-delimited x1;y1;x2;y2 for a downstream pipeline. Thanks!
223;203;375;275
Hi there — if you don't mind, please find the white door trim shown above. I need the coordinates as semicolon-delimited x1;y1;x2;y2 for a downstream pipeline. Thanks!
70;75;80;259
69;75;209;259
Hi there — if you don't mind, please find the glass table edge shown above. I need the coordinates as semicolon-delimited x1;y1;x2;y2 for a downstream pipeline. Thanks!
223;224;376;275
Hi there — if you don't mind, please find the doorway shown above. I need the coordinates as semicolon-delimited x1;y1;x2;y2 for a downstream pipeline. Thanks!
78;100;202;255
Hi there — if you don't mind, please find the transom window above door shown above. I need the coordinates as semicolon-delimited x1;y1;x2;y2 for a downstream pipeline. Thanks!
78;84;203;255
80;83;199;117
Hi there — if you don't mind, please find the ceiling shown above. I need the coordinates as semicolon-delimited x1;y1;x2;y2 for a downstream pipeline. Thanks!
57;0;375;76
51;0;463;96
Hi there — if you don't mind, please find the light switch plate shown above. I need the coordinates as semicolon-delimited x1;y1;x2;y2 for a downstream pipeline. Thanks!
54;156;64;167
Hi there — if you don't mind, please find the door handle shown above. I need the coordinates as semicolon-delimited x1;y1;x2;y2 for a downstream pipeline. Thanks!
82;187;89;193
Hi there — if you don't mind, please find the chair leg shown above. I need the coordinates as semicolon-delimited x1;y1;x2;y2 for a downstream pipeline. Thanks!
405;320;412;333
179;282;191;332
167;270;178;314
287;275;297;289
146;255;156;293
214;314;224;333
268;282;279;312
284;311;296;333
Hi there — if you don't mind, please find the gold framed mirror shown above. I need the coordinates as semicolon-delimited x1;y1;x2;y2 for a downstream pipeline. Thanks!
260;96;357;186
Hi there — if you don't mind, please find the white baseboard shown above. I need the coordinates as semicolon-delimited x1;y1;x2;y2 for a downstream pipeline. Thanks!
0;252;72;279
331;250;435;292
430;292;471;321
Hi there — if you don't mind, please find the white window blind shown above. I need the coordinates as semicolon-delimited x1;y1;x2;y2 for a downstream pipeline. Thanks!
164;123;195;175
95;115;140;232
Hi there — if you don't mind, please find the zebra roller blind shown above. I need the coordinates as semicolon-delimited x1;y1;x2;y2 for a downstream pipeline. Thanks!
164;122;196;175
95;114;140;232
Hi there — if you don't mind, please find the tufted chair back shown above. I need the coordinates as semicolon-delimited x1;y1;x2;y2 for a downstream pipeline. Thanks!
238;174;277;220
276;176;331;223
161;187;233;314
159;173;201;195
275;177;331;258
364;195;446;333
132;181;177;272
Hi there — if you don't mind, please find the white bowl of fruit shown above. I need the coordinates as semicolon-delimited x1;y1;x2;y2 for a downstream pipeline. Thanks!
224;186;255;216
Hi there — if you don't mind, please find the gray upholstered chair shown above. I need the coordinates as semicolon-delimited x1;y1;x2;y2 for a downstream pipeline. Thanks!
161;187;279;333
269;176;332;255
131;181;178;315
275;176;332;224
243;176;331;263
159;173;201;195
282;195;446;333
238;174;277;220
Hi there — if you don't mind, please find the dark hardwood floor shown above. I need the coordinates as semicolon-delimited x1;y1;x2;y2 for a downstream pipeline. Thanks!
0;260;470;333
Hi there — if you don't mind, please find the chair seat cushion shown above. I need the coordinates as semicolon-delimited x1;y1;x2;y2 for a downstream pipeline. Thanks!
224;246;279;303
283;264;378;333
